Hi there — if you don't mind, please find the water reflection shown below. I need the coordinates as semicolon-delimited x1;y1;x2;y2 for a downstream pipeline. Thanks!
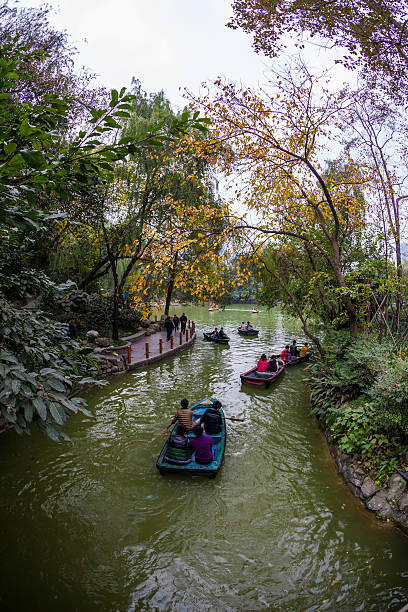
0;305;407;611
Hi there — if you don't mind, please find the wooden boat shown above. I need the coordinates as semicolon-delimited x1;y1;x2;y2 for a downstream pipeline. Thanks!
251;307;259;313
156;397;226;478
203;331;229;344
270;352;310;366
237;327;259;336
240;360;285;387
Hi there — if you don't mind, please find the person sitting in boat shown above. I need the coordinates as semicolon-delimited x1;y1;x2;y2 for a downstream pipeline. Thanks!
280;345;291;361
289;340;299;357
165;425;192;462
267;356;278;372
240;321;246;330
189;425;213;464
171;398;196;431
300;342;311;357
200;400;222;434
257;354;269;372
210;327;219;337
246;321;253;330
217;327;227;339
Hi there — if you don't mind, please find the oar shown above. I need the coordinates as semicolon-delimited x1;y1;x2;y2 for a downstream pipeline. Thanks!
154;423;173;435
225;416;245;422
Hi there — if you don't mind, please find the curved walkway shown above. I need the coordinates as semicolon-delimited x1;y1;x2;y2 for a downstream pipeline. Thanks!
127;327;196;370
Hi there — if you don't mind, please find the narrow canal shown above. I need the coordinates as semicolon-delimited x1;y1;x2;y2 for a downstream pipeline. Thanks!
0;306;407;611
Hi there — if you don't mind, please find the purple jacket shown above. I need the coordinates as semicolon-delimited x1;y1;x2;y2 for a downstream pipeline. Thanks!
189;434;213;463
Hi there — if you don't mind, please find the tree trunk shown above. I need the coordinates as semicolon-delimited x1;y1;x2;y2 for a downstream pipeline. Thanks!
112;288;119;341
164;251;178;316
330;245;358;339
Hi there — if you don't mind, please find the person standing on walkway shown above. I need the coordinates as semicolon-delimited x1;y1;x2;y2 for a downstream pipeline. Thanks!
67;318;77;339
164;315;174;341
173;314;179;331
180;312;187;333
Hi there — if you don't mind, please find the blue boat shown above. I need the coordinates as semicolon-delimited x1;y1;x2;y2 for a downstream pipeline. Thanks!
156;397;226;478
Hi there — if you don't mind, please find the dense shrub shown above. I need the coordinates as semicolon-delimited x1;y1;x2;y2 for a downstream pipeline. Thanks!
0;296;105;440
309;334;408;479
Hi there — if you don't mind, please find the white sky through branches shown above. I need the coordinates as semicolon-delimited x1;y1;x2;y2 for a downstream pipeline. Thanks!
14;0;352;108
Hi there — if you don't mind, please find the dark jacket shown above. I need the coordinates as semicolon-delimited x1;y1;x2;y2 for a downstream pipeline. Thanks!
201;408;222;434
164;318;174;331
268;359;278;372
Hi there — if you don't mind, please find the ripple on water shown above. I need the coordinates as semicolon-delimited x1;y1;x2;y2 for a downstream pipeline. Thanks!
0;306;407;611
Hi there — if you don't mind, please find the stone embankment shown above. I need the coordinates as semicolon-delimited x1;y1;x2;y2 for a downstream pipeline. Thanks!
320;422;408;532
86;318;196;377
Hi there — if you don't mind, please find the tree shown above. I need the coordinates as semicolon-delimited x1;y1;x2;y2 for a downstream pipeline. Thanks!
228;0;408;101
128;195;229;315
190;65;368;337
0;36;209;435
342;89;408;331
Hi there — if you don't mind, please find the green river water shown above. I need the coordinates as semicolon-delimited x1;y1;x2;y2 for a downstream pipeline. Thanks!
0;305;407;611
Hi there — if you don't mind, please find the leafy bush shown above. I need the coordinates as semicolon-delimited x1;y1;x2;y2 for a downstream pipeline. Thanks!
309;333;408;478
0;296;105;441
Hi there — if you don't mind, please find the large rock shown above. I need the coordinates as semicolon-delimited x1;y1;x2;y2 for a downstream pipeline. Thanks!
345;463;366;488
140;319;151;328
366;490;393;518
336;453;352;473
386;474;407;503
398;492;408;512
95;337;112;347
361;477;379;499
86;330;99;341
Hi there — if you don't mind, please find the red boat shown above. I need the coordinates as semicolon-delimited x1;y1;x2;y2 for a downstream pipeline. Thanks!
240;359;285;388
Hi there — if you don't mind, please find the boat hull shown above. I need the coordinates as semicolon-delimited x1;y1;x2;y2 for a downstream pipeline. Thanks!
237;328;259;336
240;362;284;387
270;353;310;366
203;332;229;344
156;398;226;477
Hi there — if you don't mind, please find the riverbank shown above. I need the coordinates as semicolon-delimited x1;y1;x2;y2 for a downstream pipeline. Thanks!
317;415;408;532
1;305;408;610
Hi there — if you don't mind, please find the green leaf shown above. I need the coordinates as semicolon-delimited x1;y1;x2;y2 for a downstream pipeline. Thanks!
48;402;65;425
24;404;33;422
11;379;20;394
33;397;47;420
110;89;119;107
0;352;18;364
4;142;17;155
104;116;121;129
21;149;46;169
46;378;66;392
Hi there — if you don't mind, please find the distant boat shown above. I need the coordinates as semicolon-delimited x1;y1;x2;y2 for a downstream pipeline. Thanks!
209;303;219;311
237;327;259;336
251;307;259;313
203;331;229;344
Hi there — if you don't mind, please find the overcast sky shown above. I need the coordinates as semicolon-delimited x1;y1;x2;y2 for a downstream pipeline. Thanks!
14;0;279;109
14;0;353;109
